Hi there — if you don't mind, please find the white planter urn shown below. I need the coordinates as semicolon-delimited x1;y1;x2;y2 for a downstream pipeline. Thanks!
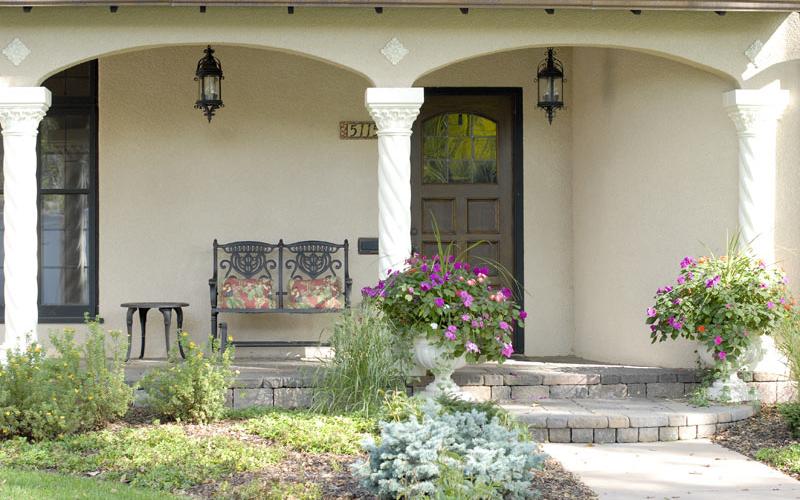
697;334;784;402
413;336;468;399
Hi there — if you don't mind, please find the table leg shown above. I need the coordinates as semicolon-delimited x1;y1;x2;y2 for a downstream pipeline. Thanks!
138;308;150;359
159;308;173;358
175;307;186;359
125;307;135;362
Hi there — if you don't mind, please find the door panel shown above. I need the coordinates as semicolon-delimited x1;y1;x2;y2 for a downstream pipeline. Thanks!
411;92;515;281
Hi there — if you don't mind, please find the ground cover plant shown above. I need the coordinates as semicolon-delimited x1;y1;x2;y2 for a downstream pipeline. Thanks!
0;320;132;441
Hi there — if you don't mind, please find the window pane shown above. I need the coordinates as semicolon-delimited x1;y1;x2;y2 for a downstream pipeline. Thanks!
422;113;497;185
41;194;89;305
39;114;91;189
42;61;93;98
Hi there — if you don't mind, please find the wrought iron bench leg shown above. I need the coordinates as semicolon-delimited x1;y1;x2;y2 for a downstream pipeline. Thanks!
175;307;186;359
125;307;135;362
220;322;228;351
159;307;173;358
137;308;150;359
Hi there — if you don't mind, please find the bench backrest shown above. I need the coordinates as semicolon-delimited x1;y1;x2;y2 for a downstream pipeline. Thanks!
212;239;351;312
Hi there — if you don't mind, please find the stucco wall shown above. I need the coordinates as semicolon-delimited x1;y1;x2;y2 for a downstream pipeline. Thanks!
570;47;739;367
98;46;376;357
416;48;574;358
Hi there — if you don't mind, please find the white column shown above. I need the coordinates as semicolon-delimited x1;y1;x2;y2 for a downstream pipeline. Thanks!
0;87;50;351
723;88;789;264
365;87;424;279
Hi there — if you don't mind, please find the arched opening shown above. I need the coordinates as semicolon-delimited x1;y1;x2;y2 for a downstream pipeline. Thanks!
413;46;740;367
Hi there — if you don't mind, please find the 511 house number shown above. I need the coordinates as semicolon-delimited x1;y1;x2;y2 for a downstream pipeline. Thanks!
339;121;378;140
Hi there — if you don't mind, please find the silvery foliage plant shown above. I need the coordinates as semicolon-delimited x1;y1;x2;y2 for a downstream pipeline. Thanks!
354;400;545;498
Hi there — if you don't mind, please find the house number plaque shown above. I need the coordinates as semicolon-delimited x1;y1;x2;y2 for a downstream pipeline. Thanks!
339;121;378;140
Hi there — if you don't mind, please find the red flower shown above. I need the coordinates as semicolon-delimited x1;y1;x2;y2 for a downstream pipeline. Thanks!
697;325;706;333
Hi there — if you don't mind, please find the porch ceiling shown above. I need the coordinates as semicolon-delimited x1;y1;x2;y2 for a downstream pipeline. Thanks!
0;0;797;12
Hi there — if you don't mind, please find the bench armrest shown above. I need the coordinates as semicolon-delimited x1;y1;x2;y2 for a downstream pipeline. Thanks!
209;277;217;308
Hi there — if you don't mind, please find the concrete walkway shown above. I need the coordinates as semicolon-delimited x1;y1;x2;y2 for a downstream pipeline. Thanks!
544;439;800;499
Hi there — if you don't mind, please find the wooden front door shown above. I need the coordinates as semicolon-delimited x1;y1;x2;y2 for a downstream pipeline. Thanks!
411;91;517;283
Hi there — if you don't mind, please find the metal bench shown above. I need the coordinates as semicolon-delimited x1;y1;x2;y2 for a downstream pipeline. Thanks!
209;239;351;350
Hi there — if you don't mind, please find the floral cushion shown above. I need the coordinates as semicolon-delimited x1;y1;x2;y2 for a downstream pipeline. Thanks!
219;276;275;310
287;276;343;310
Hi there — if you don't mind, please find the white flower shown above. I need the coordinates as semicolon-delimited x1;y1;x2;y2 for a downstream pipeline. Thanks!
430;323;438;330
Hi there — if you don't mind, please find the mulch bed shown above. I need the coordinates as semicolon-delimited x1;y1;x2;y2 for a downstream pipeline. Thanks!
120;407;597;498
713;404;800;480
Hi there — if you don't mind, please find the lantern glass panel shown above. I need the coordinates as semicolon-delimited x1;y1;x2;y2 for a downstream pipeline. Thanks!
203;75;221;101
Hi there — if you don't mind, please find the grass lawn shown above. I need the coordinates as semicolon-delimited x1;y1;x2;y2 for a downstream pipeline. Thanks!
755;444;800;474
0;468;177;500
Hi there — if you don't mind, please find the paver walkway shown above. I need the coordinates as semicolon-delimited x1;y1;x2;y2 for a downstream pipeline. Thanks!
544;439;800;499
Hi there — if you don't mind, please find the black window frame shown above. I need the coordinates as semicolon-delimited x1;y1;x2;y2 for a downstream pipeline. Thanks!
0;60;99;323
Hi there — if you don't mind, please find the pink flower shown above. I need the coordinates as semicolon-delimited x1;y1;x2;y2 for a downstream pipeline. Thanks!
718;351;727;361
499;321;511;331
467;279;476;286
714;336;723;345
465;341;480;353
461;314;470;321
767;301;776;310
445;325;458;341
646;307;657;318
501;343;514;358
519;310;528;320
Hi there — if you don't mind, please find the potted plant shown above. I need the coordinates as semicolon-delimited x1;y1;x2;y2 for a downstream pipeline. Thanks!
362;247;525;398
646;237;791;401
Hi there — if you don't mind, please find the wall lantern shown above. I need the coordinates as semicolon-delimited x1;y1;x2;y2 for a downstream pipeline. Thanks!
536;48;565;124
194;45;224;122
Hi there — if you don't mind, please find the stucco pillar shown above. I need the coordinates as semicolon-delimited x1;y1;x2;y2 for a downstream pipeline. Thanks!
723;88;789;264
365;87;424;278
0;87;50;351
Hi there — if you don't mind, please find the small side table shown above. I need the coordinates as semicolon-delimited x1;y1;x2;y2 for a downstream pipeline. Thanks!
121;302;189;361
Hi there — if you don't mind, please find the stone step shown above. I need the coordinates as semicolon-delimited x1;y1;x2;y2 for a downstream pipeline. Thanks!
501;398;757;443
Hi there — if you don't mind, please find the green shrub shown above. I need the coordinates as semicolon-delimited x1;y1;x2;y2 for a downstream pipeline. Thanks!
242;408;376;455
776;310;800;389
354;400;544;499
0;320;132;441
311;304;412;417
429;456;502;500
755;444;800;474
139;334;234;424
779;402;800;438
0;424;281;492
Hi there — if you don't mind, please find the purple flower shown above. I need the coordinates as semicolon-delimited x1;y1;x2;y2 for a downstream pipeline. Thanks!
420;264;429;272
501;287;513;299
668;316;683;330
519;310;528;320
499;321;511;331
718;351;727;361
445;325;458;341
501;343;514;358
454;262;463;270
471;320;480;329
420;282;432;292
680;256;696;269
448;255;455;263
676;275;686;285
686;272;694;280
431;273;443;284
760;282;768;289
657;286;674;295
646;307;657;318
673;298;682;306
461;314;470;321
714;335;723;345
434;297;445;308
767;301;776;310
725;303;733;309
650;324;657;333
705;275;721;289
465;341;480;353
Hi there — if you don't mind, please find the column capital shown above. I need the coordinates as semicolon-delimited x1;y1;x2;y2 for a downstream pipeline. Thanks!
723;88;789;137
365;87;424;136
0;87;51;136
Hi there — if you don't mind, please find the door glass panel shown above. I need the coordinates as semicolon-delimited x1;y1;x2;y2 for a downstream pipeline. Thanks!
422;113;497;184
